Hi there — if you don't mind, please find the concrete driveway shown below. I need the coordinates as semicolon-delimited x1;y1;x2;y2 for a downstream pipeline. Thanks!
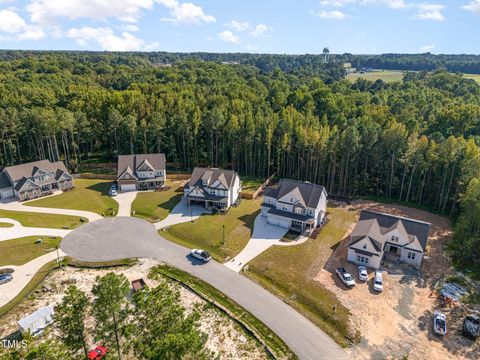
225;215;288;272
0;197;102;222
61;217;347;360
0;218;71;242
0;250;65;307
114;191;138;217
154;198;210;230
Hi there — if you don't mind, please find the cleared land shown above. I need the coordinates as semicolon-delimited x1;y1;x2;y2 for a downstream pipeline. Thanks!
27;179;118;216
346;70;404;83
0;236;61;266
161;198;261;261
131;181;182;222
464;73;480;84
0;209;85;229
244;205;358;346
241;177;265;194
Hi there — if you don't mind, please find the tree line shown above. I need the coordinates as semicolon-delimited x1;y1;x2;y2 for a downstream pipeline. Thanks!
0;51;479;270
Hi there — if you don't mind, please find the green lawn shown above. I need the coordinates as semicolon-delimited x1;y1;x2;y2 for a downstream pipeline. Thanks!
241;177;265;194
346;70;404;83
161;198;261;261
0;236;62;266
244;206;358;347
27;178;118;216
0;209;86;229
0;222;13;228
131;182;182;222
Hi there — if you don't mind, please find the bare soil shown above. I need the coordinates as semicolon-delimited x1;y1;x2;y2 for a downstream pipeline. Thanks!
0;259;267;359
315;200;480;360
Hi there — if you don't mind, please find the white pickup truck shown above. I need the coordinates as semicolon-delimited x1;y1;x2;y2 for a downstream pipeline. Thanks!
336;267;356;288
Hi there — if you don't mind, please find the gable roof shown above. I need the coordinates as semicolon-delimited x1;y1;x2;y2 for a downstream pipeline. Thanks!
264;179;327;209
0;172;12;190
3;160;69;183
117;154;166;179
355;210;431;251
188;167;238;189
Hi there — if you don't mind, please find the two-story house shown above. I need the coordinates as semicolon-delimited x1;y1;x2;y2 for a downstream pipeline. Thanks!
116;153;166;191
183;167;241;210
0;160;74;201
261;179;327;232
347;210;431;269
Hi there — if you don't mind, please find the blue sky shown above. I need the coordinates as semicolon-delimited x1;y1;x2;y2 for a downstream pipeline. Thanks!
0;0;479;54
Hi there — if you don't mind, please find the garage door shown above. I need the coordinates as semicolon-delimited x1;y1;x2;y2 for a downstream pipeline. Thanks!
278;219;290;228
268;217;279;226
0;189;13;199
120;184;136;192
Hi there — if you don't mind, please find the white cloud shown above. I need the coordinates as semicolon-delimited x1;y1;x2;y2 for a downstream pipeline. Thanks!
250;24;271;37
218;30;239;44
420;44;435;52
412;3;445;21
462;0;480;14
319;0;406;9
225;20;250;32
122;24;140;32
27;0;154;25
0;9;45;40
316;10;347;19
158;0;215;24
66;26;158;51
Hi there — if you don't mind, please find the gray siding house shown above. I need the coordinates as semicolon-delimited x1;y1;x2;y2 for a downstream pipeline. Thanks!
0;160;73;201
116;153;166;191
347;210;430;269
261;179;327;232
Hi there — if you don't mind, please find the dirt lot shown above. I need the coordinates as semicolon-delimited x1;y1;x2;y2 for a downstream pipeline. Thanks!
316;200;480;360
0;259;267;360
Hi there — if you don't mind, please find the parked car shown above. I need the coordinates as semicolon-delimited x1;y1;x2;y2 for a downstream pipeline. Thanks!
357;266;368;282
0;274;13;285
190;249;212;263
88;345;108;360
433;311;447;336
336;267;355;288
373;271;383;292
462;314;480;340
109;187;118;197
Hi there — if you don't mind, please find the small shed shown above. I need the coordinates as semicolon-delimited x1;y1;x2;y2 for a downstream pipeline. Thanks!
18;306;54;336
131;278;147;293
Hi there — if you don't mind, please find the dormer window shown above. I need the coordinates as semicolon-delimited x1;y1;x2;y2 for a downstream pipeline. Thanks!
290;197;293;202
363;244;367;249
391;235;399;243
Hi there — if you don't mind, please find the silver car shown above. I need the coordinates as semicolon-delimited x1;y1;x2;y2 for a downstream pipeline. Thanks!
0;274;13;285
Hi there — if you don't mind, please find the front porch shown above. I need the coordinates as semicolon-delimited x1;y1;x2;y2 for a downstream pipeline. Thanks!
186;196;228;211
138;180;164;191
291;219;315;233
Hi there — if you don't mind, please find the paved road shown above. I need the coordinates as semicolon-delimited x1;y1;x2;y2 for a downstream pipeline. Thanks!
61;217;347;360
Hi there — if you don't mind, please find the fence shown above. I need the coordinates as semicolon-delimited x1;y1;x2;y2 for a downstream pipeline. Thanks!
240;172;277;200
73;173;116;180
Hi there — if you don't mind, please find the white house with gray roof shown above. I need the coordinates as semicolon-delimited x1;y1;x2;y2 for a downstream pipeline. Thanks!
116;153;166;191
0;160;73;201
184;167;240;210
261;179;327;232
347;210;431;269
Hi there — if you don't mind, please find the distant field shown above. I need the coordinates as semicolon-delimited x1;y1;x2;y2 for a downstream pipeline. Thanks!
346;69;480;84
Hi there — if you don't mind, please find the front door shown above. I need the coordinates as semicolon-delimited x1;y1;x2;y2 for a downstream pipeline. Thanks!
389;245;398;254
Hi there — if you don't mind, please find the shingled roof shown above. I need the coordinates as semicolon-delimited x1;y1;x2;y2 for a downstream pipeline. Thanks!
263;179;327;209
117;154;166;179
3;160;69;184
188;167;238;189
350;210;431;251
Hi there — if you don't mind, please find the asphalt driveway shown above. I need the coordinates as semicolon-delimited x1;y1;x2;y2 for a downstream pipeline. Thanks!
61;217;347;360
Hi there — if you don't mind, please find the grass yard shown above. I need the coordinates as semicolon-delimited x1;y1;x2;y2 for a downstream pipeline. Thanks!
27;179;118;216
161;198;261;261
0;222;14;228
346;70;404;83
131;181;182;222
244;206;359;347
0;209;86;229
241;177;265;194
0;236;62;267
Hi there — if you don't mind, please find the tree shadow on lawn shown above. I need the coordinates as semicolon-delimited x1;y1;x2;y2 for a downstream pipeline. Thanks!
86;181;113;196
237;209;261;233
157;193;183;213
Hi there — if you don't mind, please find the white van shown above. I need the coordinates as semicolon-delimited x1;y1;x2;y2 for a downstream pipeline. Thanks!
373;271;383;292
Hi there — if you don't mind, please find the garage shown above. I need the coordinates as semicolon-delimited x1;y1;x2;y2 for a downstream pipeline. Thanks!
0;188;13;199
120;184;137;192
268;216;290;229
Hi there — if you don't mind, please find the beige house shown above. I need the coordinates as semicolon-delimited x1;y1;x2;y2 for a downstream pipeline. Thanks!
116;153;166;191
0;160;74;201
347;210;430;269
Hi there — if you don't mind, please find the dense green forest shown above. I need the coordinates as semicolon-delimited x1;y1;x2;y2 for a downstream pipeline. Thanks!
1;51;480;270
